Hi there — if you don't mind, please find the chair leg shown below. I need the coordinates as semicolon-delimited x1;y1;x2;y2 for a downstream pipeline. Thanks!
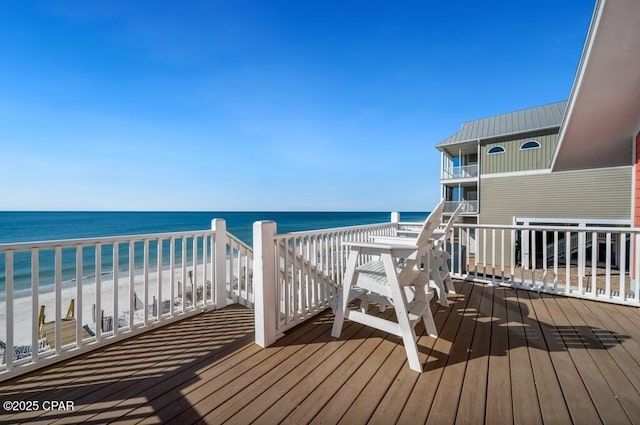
330;283;350;338
387;267;423;373
422;300;438;338
429;251;449;307
444;273;456;294
438;255;456;293
331;249;360;338
434;251;456;294
413;278;438;338
400;321;423;373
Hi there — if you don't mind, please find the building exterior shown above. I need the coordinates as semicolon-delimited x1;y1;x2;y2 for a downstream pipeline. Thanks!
550;0;640;218
547;0;640;278
437;99;632;227
435;0;640;269
436;100;631;263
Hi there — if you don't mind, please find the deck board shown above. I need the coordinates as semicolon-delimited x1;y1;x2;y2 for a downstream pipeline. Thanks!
555;296;640;423
40;319;93;350
276;316;395;424
542;293;633;425
485;283;513;425
528;291;602;425
581;300;640;380
2;281;639;424
216;313;374;425
505;287;543;425
425;282;484;425
454;284;493;425
311;331;398;425
517;290;573;425
250;311;392;425
397;281;474;424
365;300;449;425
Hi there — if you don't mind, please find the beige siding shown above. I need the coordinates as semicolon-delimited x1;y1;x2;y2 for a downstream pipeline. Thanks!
472;166;631;268
481;133;558;174
479;166;631;225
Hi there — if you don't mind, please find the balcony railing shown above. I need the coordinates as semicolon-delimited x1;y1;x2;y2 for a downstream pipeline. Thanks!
253;220;397;347
10;212;639;384
0;219;253;382
252;214;640;351
443;164;478;180
444;223;640;307
444;200;478;214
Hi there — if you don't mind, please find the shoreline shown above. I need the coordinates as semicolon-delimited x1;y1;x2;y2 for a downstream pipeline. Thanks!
0;271;117;303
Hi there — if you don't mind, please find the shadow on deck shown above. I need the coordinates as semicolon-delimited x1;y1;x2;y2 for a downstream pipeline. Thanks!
2;281;640;424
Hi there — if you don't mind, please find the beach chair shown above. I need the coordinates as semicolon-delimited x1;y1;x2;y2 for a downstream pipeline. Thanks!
331;201;444;372
430;202;465;296
371;200;462;307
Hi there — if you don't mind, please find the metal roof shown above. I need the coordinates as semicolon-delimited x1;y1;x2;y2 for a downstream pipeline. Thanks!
437;100;567;148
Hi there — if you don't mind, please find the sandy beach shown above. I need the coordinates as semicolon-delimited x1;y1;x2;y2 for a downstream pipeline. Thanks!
0;264;214;347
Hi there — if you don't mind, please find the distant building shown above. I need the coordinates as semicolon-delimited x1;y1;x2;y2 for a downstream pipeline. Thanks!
435;0;639;268
436;100;631;261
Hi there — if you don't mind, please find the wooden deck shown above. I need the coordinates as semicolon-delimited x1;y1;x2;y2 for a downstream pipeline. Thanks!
2;280;640;424
40;319;94;350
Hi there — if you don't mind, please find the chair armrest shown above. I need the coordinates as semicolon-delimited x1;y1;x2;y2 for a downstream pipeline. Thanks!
397;229;420;237
343;241;418;256
371;235;418;245
431;231;446;240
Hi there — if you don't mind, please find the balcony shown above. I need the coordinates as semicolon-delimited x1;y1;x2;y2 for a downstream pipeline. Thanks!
442;164;478;180
444;200;478;215
1;281;636;424
3;218;640;424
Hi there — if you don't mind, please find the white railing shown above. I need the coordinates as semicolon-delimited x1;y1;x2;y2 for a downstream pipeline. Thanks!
443;164;478;179
227;232;254;307
253;220;397;347
0;218;253;382
444;200;478;214
444;223;640;307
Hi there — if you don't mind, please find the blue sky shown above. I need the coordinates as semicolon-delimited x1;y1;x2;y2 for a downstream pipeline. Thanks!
0;1;594;211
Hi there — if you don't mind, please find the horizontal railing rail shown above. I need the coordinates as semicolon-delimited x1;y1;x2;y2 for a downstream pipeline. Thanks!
226;232;254;307
254;220;397;346
0;219;253;382
444;200;478;214
446;223;640;307
442;164;478;179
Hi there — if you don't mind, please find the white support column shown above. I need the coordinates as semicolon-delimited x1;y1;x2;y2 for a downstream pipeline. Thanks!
254;220;277;347
212;219;227;309
391;211;400;224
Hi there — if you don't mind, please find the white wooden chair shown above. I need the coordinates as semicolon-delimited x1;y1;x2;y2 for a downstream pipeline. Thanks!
428;202;464;298
331;201;444;372
372;201;462;307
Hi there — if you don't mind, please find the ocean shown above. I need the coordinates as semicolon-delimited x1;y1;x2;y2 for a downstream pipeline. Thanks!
0;211;428;294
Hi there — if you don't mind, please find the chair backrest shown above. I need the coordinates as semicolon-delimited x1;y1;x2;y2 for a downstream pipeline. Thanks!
434;201;464;245
414;199;445;252
396;200;445;285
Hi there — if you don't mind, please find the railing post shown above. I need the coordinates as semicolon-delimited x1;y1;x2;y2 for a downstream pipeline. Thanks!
635;234;640;302
212;219;227;309
391;211;400;225
254;221;277;347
